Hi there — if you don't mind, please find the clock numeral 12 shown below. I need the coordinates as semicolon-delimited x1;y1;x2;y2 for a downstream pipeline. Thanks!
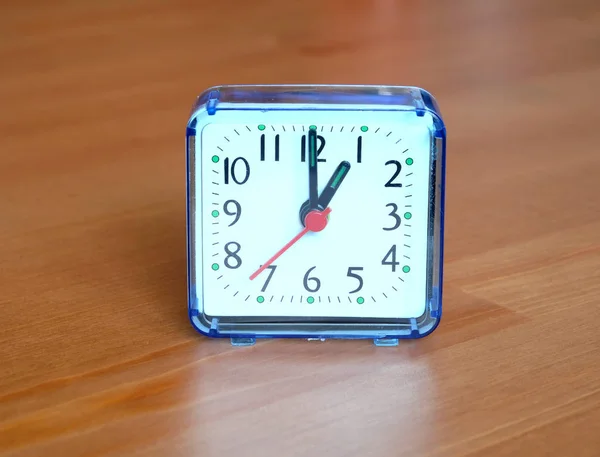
260;134;279;161
300;134;326;162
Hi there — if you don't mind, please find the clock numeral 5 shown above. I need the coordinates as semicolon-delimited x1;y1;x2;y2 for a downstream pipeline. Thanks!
224;241;242;269
381;245;400;271
347;267;364;293
383;203;401;231
303;266;321;292
300;134;326;162
384;160;402;187
260;134;280;162
224;157;250;185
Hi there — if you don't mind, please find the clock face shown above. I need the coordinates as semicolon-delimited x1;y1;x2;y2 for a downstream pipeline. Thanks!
194;111;434;320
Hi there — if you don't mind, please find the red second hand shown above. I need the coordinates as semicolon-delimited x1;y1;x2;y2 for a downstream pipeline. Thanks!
249;207;331;281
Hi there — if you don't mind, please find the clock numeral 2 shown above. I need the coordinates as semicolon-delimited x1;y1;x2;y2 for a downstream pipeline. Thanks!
224;242;242;269
301;134;326;162
384;160;402;187
381;245;400;271
224;157;250;185
260;134;279;162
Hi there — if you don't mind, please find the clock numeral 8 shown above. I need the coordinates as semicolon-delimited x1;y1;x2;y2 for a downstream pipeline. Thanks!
224;241;242;269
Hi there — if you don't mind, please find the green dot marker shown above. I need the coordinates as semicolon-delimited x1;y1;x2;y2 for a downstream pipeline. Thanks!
402;265;411;273
211;155;219;163
404;212;412;220
307;296;315;304
406;158;414;166
257;295;265;303
211;263;219;271
357;297;365;304
258;124;266;131
360;126;368;132
211;210;219;217
309;125;317;131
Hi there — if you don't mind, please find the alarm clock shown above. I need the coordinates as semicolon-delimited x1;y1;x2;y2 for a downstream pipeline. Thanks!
185;84;446;346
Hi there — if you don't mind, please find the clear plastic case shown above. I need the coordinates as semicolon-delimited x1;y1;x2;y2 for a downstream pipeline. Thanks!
186;85;446;346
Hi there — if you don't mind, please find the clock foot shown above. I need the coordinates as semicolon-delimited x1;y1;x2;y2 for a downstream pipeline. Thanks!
230;337;256;347
373;338;399;347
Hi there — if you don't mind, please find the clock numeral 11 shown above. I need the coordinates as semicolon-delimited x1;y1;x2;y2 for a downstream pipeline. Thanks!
260;134;279;162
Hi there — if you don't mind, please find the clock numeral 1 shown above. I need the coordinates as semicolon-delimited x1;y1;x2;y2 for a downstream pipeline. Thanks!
224;241;242;269
300;134;326;162
384;160;402;187
381;245;399;271
223;199;241;227
224;157;250;185
261;265;277;292
347;267;364;293
383;203;401;231
356;136;362;163
260;134;279;161
303;266;321;292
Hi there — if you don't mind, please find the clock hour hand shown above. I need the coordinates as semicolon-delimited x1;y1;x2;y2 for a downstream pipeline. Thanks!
317;160;351;208
308;127;319;211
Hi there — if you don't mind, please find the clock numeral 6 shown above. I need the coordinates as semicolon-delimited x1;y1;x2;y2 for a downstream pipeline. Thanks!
224;157;250;185
347;267;364;293
384;160;402;187
381;245;400;271
224;241;242;269
223;199;242;227
303;266;321;292
383;203;401;231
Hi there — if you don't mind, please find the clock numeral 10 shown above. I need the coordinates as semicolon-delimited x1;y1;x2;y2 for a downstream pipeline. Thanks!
224;157;250;185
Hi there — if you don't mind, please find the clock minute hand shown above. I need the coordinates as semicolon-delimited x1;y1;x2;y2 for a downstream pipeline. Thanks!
317;160;351;208
308;128;319;211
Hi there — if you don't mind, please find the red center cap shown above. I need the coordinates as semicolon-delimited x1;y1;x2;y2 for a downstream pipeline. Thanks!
305;210;328;232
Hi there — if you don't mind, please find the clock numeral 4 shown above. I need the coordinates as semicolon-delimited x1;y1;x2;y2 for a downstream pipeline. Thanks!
224;157;250;185
260;134;280;162
223;199;242;227
224;241;242;269
383;203;401;231
384;160;402;187
346;267;364;293
381;245;400;271
300;134;326;162
303;266;321;292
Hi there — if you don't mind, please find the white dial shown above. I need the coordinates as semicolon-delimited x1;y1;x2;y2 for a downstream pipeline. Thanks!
195;111;434;319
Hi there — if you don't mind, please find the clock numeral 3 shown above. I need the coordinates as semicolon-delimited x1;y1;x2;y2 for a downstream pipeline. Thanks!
223;199;241;227
224;157;250;185
384;160;402;187
383;203;401;231
224;241;242;269
260;134;280;162
381;245;400;271
303;266;321;292
300;134;326;162
346;267;364;293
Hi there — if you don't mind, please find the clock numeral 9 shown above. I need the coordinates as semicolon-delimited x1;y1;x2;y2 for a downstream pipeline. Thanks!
384;160;402;187
224;157;250;185
223;199;241;227
383;203;401;231
346;267;364;293
224;241;242;269
303;266;321;292
300;134;326;162
381;245;400;271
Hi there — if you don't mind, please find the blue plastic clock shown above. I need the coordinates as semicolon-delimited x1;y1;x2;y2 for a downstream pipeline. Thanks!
185;85;446;346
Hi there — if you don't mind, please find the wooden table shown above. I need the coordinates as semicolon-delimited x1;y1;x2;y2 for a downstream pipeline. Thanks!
2;1;599;456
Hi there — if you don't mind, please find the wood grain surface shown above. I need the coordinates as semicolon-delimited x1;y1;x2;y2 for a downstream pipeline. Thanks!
1;0;600;456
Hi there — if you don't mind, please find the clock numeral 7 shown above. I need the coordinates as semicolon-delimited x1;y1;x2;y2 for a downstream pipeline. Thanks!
347;267;364;293
260;265;277;292
300;134;326;162
260;134;280;162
